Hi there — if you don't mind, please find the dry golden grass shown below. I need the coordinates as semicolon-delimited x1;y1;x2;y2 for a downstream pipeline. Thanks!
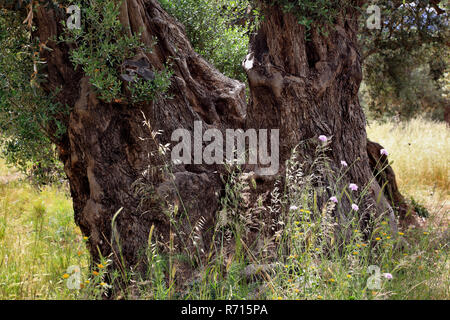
367;117;449;225
0;118;448;300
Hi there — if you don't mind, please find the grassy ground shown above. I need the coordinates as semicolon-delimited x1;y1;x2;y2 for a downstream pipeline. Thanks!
0;118;448;300
0;158;89;299
367;117;449;216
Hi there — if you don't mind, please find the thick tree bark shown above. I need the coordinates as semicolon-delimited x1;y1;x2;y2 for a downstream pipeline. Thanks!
33;0;247;271
13;0;406;279
243;2;396;230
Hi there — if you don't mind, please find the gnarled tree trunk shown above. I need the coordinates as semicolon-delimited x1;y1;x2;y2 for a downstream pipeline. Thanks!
8;0;408;280
34;0;247;271
244;2;396;231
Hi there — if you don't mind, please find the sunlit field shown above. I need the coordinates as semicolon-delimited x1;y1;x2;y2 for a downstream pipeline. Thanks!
0;118;448;300
367;117;449;226
0;158;89;299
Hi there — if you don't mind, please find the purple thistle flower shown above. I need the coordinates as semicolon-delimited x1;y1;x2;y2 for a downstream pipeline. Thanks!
349;183;358;191
383;273;393;280
318;135;328;143
351;204;359;211
341;161;348;167
380;149;389;156
330;196;338;203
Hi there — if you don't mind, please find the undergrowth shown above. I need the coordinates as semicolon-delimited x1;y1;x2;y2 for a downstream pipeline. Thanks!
0;118;448;300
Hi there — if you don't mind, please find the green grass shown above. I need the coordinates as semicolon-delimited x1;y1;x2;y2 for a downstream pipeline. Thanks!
0;118;448;300
0;158;89;299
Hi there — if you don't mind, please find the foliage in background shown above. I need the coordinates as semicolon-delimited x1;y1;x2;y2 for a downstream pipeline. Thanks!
360;0;449;121
0;10;66;185
262;0;449;120
159;0;252;83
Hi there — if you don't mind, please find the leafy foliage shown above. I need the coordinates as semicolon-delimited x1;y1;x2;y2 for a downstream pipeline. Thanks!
159;0;252;82
267;0;342;36
0;10;65;184
62;0;172;104
360;0;449;120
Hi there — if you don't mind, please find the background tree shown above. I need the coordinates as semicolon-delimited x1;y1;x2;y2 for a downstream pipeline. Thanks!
359;0;449;121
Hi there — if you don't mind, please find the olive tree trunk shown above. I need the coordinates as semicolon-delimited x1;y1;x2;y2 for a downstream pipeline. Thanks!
244;2;399;230
15;0;409;275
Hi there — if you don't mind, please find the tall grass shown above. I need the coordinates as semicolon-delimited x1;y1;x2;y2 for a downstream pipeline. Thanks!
0;159;89;299
0;118;448;300
367;117;449;212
